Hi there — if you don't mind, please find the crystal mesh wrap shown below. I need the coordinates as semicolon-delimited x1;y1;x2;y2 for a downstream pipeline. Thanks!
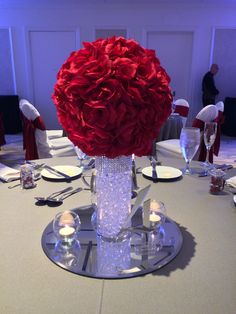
95;155;132;239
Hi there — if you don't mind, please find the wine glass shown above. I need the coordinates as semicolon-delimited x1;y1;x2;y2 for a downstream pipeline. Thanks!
180;127;200;175
203;122;217;170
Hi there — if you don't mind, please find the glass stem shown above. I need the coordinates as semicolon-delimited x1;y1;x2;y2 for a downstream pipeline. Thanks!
206;147;210;164
186;160;190;173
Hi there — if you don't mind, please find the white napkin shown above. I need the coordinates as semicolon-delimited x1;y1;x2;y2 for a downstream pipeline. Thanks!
0;163;20;182
226;176;236;188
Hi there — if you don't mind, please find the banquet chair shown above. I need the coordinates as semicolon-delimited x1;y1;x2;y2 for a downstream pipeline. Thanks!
191;104;219;162
19;99;76;160
19;99;64;139
213;101;224;156
0;112;6;149
173;98;190;127
156;105;218;160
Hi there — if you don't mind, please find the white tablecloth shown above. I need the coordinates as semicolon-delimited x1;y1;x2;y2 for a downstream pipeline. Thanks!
156;114;183;142
1;156;236;314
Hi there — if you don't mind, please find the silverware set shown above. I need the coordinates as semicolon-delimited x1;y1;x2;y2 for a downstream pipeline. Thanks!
149;156;158;183
35;186;73;204
198;164;233;177
43;164;72;181
35;186;90;206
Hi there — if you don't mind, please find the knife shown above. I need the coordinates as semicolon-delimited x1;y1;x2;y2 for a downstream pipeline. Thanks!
132;155;138;190
215;164;233;171
43;165;72;180
151;157;158;183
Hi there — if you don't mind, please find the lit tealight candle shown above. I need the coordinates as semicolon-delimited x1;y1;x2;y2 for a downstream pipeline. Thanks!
149;213;161;223
59;212;74;225
59;226;75;237
150;200;162;212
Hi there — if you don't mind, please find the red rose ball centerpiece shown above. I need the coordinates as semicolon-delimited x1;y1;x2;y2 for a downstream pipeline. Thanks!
53;36;172;239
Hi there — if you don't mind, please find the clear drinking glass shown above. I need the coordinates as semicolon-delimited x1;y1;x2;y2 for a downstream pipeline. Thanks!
53;210;81;247
180;127;200;174
203;122;217;169
74;145;88;168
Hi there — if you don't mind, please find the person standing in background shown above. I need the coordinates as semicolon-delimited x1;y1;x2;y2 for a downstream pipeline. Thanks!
202;64;219;107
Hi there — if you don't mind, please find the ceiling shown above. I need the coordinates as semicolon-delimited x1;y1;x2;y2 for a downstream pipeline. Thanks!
1;0;236;7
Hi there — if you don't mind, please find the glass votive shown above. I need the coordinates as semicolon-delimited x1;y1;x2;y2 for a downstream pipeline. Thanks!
209;169;226;194
53;210;81;246
149;200;167;226
20;163;36;189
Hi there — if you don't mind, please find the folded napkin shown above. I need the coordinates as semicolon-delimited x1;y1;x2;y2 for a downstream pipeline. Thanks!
0;163;20;182
226;176;236;188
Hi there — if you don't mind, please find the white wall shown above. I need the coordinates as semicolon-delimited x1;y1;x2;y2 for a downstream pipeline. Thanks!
1;0;236;128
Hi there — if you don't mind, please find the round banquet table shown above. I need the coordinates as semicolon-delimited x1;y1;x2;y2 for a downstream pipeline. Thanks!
156;113;183;142
1;155;236;314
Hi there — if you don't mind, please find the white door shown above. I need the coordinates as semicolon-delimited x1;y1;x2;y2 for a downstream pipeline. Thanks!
146;30;193;102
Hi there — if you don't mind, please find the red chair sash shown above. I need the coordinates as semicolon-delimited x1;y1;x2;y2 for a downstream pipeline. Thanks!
21;114;46;160
174;105;189;117
0;113;6;146
192;118;204;130
213;111;224;156
191;118;213;163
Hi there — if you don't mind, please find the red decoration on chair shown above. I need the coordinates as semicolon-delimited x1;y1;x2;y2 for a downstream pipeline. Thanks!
213;110;224;156
21;114;46;160
192;117;214;163
191;104;218;164
0;113;6;147
174;105;189;117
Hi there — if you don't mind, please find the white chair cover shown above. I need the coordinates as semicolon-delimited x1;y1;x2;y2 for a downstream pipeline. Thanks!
19;99;40;121
195;105;218;123
215;101;224;113
20;99;64;139
173;98;190;127
19;98;76;159
214;101;224;156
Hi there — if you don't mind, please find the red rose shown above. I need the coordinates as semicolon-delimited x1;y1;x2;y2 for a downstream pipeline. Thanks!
52;36;172;158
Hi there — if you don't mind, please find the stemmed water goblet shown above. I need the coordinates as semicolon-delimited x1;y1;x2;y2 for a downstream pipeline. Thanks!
203;122;217;170
180;127;201;175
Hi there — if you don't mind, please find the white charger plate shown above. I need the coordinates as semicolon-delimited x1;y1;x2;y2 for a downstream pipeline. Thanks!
41;165;82;181
142;166;182;181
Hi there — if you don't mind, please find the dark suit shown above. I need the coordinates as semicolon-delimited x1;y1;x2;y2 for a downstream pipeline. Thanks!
202;71;219;107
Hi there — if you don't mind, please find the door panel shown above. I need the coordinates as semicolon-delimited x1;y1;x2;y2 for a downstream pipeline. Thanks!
146;31;193;101
29;30;76;129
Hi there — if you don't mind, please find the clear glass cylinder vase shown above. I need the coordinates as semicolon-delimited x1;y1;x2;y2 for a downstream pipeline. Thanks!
96;236;131;276
94;155;132;239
